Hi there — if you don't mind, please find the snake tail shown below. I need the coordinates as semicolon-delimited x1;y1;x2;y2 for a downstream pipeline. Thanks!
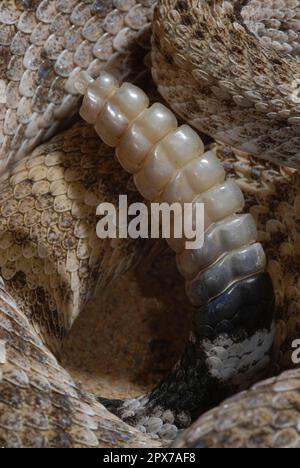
75;71;275;439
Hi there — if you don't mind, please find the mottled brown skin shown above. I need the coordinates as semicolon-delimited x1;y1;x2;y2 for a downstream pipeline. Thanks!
173;370;300;448
152;0;300;169
0;121;164;448
0;0;299;448
173;152;300;448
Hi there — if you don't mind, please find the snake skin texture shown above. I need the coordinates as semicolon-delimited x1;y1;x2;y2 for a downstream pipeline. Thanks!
0;120;165;448
152;0;300;169
173;369;300;448
0;0;155;173
0;0;299;448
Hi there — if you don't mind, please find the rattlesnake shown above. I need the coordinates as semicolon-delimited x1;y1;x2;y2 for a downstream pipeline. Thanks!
0;0;299;448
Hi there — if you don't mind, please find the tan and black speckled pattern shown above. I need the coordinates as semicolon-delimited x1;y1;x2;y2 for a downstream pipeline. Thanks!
0;0;300;449
0;284;162;448
172;150;300;448
0;124;299;447
0;120;151;350
173;368;300;448
152;0;300;169
0;119;163;448
0;0;155;173
216;148;300;373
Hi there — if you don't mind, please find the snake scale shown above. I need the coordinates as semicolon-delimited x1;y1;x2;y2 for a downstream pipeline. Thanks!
0;0;299;448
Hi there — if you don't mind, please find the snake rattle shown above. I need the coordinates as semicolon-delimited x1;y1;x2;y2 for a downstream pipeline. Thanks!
0;0;300;448
74;69;275;438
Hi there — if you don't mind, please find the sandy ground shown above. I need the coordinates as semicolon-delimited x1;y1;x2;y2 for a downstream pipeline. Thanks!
62;243;193;400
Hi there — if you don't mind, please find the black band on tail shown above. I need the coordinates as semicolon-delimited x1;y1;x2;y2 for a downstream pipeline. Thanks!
98;273;275;436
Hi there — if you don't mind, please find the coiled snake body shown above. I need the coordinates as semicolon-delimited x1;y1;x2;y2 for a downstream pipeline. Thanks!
0;0;300;448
